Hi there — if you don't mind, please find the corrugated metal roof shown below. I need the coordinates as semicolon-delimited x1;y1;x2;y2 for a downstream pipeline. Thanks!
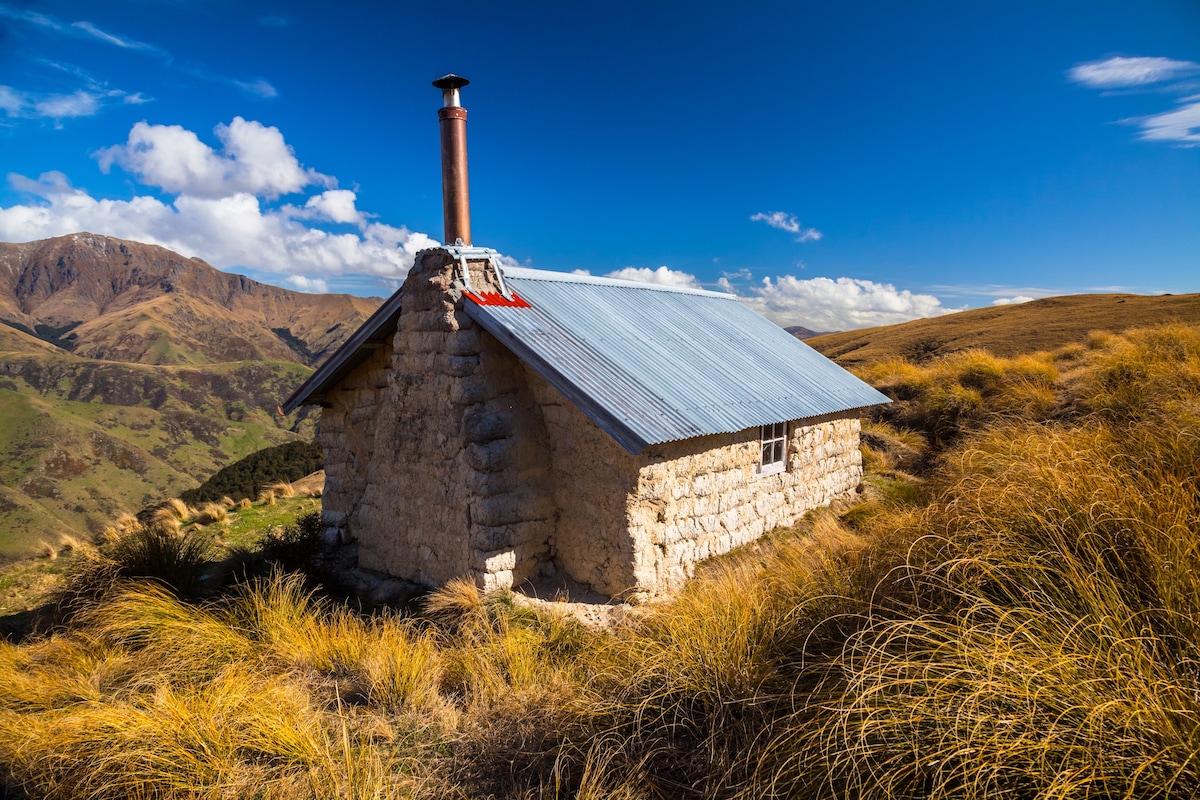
465;267;891;454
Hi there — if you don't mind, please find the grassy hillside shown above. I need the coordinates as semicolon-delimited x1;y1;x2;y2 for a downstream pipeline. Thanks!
808;292;1200;366
0;233;379;559
2;322;1198;799
0;350;314;558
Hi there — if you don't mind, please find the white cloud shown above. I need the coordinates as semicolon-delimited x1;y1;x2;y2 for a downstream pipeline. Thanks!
0;4;273;111
1071;55;1200;145
742;275;954;330
993;295;1034;306
0;84;132;121
604;266;702;289
234;79;279;99
301;189;364;224
1068;56;1200;89
96;118;332;199
282;275;329;293
0;86;25;116
1129;98;1200;144
0;5;165;55
33;90;100;119
0;119;440;289
70;20;158;52
750;211;822;242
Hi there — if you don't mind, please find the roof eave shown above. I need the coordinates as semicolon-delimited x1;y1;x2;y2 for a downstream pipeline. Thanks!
280;289;404;413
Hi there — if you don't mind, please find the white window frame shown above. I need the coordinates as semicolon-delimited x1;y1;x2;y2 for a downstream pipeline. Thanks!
758;422;788;476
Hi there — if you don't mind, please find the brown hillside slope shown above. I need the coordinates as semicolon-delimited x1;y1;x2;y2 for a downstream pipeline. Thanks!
0;233;380;366
808;293;1200;366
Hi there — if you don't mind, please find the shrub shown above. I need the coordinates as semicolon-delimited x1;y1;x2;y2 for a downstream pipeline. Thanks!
107;527;217;599
180;440;323;505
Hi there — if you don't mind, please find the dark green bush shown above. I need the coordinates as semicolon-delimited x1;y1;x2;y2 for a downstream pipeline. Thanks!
181;440;322;504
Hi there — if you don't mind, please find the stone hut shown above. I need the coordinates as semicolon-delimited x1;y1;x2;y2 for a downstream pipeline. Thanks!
281;74;890;601
283;245;889;600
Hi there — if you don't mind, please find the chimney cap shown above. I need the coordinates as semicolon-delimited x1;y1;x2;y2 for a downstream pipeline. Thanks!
432;74;470;90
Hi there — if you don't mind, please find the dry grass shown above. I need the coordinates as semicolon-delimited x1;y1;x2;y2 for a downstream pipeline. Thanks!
162;497;192;520
5;323;1200;799
809;292;1200;367
267;481;296;499
193;502;228;525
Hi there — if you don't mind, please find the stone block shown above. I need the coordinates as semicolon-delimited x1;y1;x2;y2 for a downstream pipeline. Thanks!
471;492;526;527
470;548;517;573
465;468;514;495
472;525;512;551
477;569;514;592
443;355;480;377
322;510;348;526
448;329;482;356
465;439;515;473
451;379;494;406
464;409;512;443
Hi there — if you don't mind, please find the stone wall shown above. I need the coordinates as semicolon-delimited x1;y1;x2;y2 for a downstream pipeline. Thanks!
316;343;391;542
633;412;863;594
523;368;863;599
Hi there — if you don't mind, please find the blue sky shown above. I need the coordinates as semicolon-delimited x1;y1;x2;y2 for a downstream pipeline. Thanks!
1;0;1198;330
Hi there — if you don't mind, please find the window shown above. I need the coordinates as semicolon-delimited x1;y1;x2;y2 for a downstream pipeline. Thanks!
758;422;787;475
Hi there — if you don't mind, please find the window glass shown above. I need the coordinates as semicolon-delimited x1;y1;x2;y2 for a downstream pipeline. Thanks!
760;423;788;473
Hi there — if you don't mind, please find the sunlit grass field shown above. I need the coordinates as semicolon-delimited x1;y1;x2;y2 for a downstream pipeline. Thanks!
3;323;1199;799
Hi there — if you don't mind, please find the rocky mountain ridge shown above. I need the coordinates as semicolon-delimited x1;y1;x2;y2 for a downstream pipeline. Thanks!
0;233;380;366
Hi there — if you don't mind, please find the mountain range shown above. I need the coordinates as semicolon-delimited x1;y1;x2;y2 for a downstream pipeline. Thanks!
0;233;380;558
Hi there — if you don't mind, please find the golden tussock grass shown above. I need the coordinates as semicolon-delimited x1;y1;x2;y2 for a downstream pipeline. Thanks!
193;502;228;525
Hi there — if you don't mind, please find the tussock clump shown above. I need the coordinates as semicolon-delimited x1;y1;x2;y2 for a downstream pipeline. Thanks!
423;577;482;630
236;497;252;510
162;497;192;520
861;347;1063;447
148;507;183;534
193;502;228;525
113;512;140;533
267;481;296;498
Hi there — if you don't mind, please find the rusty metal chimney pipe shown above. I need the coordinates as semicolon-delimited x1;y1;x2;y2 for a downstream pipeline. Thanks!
433;74;470;246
